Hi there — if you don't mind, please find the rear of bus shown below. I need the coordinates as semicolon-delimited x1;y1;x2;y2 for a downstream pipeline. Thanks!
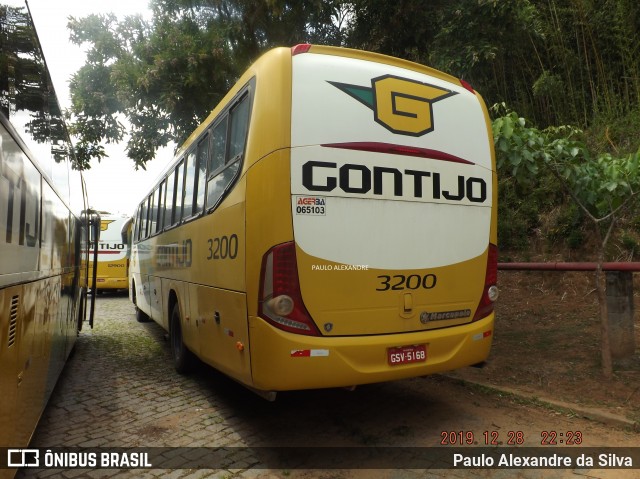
89;214;130;291
247;45;497;392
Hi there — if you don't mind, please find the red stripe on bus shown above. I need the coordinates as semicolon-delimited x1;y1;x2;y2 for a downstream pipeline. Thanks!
321;142;474;165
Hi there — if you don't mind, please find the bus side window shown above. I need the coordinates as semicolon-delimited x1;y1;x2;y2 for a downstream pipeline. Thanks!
228;93;250;162
209;118;227;175
205;93;250;210
133;206;140;242
140;198;148;240
148;188;156;234
195;134;208;215
164;168;176;229
173;160;185;226
136;205;143;242
151;186;160;235
206;117;228;209
146;195;153;238
156;180;165;233
183;148;197;219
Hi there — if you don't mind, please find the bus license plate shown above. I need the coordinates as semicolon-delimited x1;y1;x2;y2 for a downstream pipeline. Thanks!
387;344;427;366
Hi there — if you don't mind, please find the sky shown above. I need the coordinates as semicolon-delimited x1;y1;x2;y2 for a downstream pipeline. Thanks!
28;0;171;216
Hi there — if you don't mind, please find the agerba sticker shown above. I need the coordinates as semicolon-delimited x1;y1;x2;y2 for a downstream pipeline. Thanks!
295;195;326;215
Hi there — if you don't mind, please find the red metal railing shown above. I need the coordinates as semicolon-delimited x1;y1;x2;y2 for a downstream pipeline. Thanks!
498;262;640;272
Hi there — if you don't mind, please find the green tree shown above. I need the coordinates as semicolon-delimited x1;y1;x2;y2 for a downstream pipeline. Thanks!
493;106;640;377
69;0;640;169
344;0;547;121
344;0;446;62
346;0;640;133
68;0;344;170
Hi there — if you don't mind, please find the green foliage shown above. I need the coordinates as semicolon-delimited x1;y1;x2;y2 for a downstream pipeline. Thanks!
67;8;237;169
532;71;563;99
566;229;584;251
345;0;445;63
492;106;545;184
346;0;640;129
67;0;640;173
546;203;584;248
620;231;639;258
492;105;640;258
67;0;345;169
497;177;545;250
586;108;640;156
494;106;634;214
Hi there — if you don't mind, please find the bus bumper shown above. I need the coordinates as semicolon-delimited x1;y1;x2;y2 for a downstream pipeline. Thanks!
248;314;494;391
91;278;129;290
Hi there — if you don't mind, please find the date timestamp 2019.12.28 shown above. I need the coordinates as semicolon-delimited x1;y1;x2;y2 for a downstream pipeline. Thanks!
440;431;583;446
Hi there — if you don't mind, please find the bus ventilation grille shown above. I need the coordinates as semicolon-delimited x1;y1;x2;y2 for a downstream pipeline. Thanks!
8;295;19;347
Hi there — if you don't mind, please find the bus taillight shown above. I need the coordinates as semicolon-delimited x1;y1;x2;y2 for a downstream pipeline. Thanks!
472;243;499;322
259;242;320;336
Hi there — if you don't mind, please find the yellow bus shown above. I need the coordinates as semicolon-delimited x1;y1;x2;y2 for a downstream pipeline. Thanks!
0;0;99;469
89;213;130;292
129;44;497;399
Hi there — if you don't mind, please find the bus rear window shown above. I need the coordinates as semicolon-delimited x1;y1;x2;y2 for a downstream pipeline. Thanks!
228;94;250;161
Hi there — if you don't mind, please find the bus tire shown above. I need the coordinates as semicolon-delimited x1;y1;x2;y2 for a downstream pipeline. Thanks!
136;306;149;323
136;306;150;323
132;283;150;322
170;303;194;374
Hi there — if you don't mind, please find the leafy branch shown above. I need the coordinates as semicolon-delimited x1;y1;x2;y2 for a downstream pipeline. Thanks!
492;104;640;377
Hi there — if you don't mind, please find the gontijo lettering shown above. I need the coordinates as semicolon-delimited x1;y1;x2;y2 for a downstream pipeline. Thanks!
302;160;487;203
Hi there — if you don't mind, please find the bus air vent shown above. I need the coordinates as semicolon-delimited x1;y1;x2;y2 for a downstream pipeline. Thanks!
8;295;19;347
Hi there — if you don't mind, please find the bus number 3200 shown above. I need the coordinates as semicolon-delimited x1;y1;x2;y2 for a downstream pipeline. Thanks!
376;274;437;291
207;234;239;260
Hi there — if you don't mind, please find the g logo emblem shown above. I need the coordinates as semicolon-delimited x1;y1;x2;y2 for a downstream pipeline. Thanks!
100;219;115;232
329;75;456;137
373;75;454;136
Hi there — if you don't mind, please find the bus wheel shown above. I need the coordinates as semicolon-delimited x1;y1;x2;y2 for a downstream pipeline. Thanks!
132;283;149;322
136;306;150;323
170;303;194;374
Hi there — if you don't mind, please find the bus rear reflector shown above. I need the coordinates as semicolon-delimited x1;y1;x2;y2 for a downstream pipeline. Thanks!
291;44;312;55
321;142;473;165
472;243;498;322
459;79;475;94
259;242;320;336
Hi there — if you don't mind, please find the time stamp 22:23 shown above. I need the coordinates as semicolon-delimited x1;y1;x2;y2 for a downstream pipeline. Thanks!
440;430;584;446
